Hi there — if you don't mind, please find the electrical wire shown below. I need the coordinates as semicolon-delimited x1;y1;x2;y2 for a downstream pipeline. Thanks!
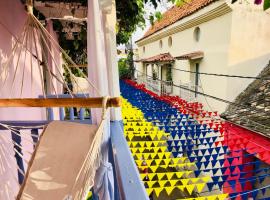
170;66;270;80
134;69;270;130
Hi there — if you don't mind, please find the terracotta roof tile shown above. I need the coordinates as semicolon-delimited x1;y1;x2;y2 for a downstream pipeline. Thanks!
175;51;204;60
138;0;217;42
139;53;175;63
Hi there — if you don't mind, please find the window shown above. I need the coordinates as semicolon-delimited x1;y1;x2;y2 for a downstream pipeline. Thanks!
194;27;201;42
168;36;172;47
143;46;145;53
159;40;163;49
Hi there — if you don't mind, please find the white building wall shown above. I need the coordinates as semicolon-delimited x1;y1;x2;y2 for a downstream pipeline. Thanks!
137;1;270;113
226;3;270;103
138;11;233;112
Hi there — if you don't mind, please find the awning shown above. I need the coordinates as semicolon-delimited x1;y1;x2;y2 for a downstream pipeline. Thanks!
175;51;204;60
137;53;175;63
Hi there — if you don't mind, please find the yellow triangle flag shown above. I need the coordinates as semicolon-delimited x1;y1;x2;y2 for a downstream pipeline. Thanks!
166;172;174;180
148;173;156;181
186;184;195;195
145;160;152;166
201;177;211;183
140;174;146;180
175;172;184;179
154;187;163;198
217;194;228;200
149;165;158;173
180;179;189;186
145;188;153;196
146;142;152;148
170;180;178;187
165;186;175;196
206;195;218;200
177;185;185;192
196;183;205;193
147;181;156;188
157;173;165;180
158;180;167;187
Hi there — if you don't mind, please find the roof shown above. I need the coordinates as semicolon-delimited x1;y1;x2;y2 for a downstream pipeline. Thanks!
137;0;217;42
138;53;175;63
222;61;270;137
175;51;204;60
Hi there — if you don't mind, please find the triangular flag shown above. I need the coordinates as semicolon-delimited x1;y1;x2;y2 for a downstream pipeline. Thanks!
154;187;163;198
185;184;195;195
145;188;153;196
165;186;174;196
196;183;205;193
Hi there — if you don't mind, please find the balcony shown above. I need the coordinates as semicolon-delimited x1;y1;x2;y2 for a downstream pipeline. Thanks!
1;94;148;200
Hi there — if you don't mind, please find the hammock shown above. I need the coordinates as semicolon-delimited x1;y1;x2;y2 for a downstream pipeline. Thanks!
0;3;120;200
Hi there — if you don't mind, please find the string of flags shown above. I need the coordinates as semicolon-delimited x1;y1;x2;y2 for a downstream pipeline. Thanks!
120;80;270;199
121;97;229;199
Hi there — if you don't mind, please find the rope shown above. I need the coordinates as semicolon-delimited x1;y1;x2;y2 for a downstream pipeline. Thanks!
30;14;102;97
66;96;110;199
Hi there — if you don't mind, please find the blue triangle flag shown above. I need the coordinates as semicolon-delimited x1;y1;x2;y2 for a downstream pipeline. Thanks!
211;159;218;168
238;165;244;171
194;170;201;177
212;154;218;161
259;175;266;184
227;157;234;165
219;159;225;167
201;149;206;156
207;182;214;191
222;175;229;181
240;179;246;189
228;180;236;190
240;172;247;178
205;155;211;161
196;162;202;169
212;176;219;183
229;166;236;173
261;188;266;195
212;168;219;175
221;167;227;174
204;161;209;168
217;181;224;190
251;190;258;199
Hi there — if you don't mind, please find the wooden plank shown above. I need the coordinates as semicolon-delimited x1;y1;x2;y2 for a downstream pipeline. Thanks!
69;64;88;68
0;97;121;108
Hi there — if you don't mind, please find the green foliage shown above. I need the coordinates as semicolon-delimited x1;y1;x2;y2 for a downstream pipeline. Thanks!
53;20;88;65
264;0;270;10
118;58;131;79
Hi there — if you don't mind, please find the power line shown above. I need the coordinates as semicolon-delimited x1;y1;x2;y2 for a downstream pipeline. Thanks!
136;69;241;107
170;66;270;80
134;69;269;118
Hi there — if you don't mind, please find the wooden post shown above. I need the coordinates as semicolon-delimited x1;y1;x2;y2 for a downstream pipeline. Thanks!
103;0;122;121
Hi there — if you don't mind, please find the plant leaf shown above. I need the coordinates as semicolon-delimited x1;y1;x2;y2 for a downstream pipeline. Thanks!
264;0;270;10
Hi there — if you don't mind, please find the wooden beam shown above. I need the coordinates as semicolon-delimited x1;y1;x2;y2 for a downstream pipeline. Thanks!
69;64;88;68
0;97;121;108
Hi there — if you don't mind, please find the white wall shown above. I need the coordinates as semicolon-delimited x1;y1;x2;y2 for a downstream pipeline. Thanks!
138;10;233;112
228;2;270;65
137;1;270;114
225;3;270;103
